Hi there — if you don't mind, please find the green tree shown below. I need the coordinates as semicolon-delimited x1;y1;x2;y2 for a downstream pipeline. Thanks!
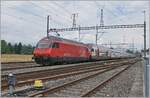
1;40;35;54
21;44;34;54
14;43;19;54
1;40;7;54
18;42;22;54
21;45;27;54
7;43;14;54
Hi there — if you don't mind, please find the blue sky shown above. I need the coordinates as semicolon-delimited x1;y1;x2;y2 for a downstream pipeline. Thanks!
1;1;150;50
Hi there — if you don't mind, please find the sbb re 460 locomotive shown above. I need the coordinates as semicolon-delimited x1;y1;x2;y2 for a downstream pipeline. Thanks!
33;36;91;65
33;36;134;65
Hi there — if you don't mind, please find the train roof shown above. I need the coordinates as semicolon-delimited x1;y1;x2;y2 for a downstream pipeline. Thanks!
86;43;134;55
40;36;87;47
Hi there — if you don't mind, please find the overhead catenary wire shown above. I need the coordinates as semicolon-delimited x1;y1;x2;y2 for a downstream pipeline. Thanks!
29;1;73;27
95;1;147;24
94;1;146;48
94;1;125;23
2;12;44;26
33;4;71;23
46;2;73;22
52;1;72;15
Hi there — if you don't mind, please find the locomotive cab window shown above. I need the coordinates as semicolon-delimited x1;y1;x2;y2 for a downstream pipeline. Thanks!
52;43;59;48
37;43;50;48
91;48;94;52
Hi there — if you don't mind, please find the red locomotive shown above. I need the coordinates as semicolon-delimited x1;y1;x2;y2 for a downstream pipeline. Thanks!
33;36;91;65
33;36;134;65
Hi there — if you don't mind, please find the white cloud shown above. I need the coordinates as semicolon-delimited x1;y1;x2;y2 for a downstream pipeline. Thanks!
1;1;149;50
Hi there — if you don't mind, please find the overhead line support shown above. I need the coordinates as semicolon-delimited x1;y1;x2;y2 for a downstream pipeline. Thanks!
49;24;144;32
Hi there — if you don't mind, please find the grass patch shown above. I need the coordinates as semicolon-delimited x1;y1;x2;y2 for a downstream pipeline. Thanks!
1;54;33;62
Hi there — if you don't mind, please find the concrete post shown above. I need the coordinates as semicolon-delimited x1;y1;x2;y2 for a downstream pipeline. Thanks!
144;57;149;97
8;73;16;96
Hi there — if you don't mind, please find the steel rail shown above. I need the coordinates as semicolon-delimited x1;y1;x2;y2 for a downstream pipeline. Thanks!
1;62;122;91
1;61;34;64
2;59;138;92
2;58;137;90
29;61;137;97
2;65;41;71
1;58;128;71
81;64;131;97
2;58;131;81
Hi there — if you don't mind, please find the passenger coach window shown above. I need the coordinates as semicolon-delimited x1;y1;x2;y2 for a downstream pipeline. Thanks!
52;43;59;48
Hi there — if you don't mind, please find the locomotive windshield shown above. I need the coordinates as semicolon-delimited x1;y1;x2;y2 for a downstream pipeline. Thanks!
37;42;50;48
52;43;59;48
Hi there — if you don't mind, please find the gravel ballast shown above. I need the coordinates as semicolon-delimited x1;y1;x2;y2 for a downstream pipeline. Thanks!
47;65;128;97
89;61;144;97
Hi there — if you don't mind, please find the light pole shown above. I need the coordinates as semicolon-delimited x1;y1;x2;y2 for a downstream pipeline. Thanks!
47;15;51;37
143;10;149;97
78;25;80;42
143;11;146;58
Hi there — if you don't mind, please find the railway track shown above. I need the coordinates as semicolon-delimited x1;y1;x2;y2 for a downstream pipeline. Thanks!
1;58;139;96
1;61;120;91
1;61;34;64
1;58;134;71
1;61;37;71
81;65;130;97
2;65;42;71
1;59;136;89
2;60;135;82
1;58;130;82
28;60;137;97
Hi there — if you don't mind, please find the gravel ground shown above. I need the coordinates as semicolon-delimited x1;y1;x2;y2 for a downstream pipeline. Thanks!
89;61;144;97
47;65;128;97
2;59;140;97
3;64;106;93
1;63;34;67
2;65;125;96
2;61;106;76
1;63;38;69
2;59;128;76
2;69;105;96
